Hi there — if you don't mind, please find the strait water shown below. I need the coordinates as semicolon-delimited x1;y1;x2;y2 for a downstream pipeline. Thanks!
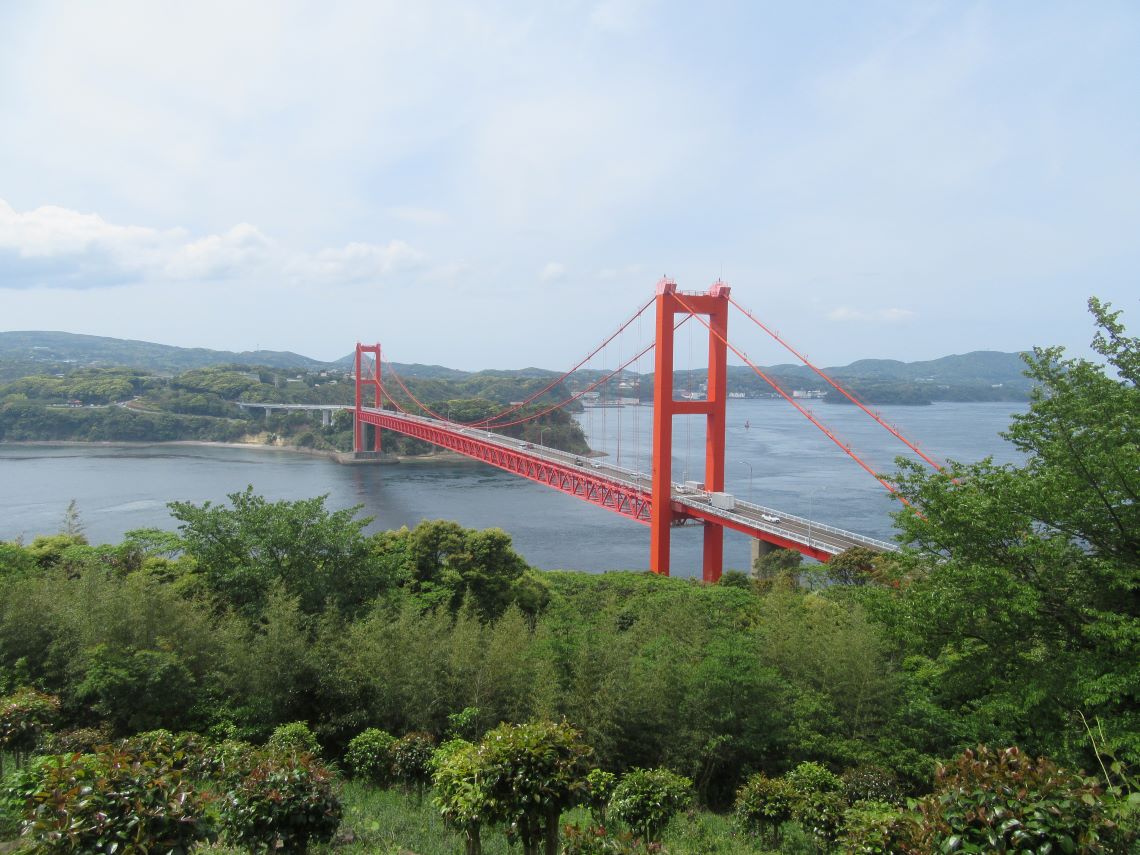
0;401;1026;577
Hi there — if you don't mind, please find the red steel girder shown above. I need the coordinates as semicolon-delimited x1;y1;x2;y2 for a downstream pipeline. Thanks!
357;410;654;524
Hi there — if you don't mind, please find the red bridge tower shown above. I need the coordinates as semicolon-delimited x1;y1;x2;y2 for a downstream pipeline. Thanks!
354;343;383;453
650;279;730;582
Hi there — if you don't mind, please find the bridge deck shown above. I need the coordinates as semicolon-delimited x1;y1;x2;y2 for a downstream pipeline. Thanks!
358;407;896;560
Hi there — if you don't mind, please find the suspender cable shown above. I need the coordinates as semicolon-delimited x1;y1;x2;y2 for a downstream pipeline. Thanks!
465;295;657;427
673;294;911;506
377;314;693;433
477;314;693;430
729;296;944;472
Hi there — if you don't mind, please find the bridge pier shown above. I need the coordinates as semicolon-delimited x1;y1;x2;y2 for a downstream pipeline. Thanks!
750;537;776;571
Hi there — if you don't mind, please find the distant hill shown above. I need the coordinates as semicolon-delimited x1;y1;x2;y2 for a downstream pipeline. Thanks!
0;330;1033;403
0;331;331;373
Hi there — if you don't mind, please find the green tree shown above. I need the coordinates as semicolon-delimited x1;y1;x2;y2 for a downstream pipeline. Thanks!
751;547;802;589
169;487;391;617
404;520;532;619
609;766;693;843
475;719;592;855
889;299;1140;766
0;687;59;774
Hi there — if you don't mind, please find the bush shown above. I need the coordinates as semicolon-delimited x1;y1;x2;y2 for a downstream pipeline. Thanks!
432;739;486;855
792;790;846;851
267;721;321;757
785;762;846;851
475;719;593;854
840;800;921;855
561;823;660;854
119;728;207;772
840;764;903;806
390;731;435;800
735;772;797;845
1;754;57;837
20;745;211;854
585;768;617;825
785;760;842;794
219;751;342;853
200;737;258;785
40;725;112;755
0;687;60;770
343;727;396;785
73;646;196;734
609;767;693;842
909;745;1127;853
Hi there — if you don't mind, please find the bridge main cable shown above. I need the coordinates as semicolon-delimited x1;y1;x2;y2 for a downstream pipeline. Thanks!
377;313;692;431
672;292;911;506
462;295;657;428
729;296;944;472
381;321;674;431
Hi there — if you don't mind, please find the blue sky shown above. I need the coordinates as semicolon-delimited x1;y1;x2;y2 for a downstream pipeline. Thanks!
1;1;1137;370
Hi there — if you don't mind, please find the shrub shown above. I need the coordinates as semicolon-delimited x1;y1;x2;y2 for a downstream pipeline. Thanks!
840;800;922;855
0;687;60;771
219;751;341;853
785;762;846;851
585;768;617;825
735;772;797;845
40;725;112;755
267;720;321;757
792;789;846;851
1;754;57;837
840;764;903;806
561;823;660;854
785;760;842;794
344;727;396;785
120;728;207;772
475;720;593;855
609;767;693;842
432;739;486;855
200;737;258;785
20;746;211;854
909;745;1127;854
390;731;435;800
447;706;481;740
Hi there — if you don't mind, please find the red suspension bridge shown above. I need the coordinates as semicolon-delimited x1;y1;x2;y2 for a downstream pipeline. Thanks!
352;279;943;582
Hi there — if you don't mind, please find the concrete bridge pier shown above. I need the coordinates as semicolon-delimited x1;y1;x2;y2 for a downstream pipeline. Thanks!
750;538;776;572
322;410;332;427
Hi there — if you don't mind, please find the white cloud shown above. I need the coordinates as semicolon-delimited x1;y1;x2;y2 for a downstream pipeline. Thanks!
0;199;423;290
164;223;273;280
828;306;916;323
539;261;567;282
289;240;425;284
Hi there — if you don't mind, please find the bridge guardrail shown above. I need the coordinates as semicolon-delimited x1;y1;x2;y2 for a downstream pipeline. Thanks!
367;409;899;553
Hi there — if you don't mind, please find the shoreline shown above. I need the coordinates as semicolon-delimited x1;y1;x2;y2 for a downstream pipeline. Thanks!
0;439;478;466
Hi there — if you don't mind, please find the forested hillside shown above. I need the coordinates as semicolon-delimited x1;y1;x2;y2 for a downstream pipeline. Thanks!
0;362;589;454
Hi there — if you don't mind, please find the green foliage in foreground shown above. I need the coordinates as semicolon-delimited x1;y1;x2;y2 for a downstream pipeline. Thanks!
21;745;211;854
0;298;1136;851
219;750;342;854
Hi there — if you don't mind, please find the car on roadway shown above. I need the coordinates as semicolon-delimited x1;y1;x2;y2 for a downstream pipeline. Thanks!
761;513;781;523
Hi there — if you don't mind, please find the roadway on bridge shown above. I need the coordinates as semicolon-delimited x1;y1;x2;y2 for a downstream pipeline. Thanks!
368;409;897;558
